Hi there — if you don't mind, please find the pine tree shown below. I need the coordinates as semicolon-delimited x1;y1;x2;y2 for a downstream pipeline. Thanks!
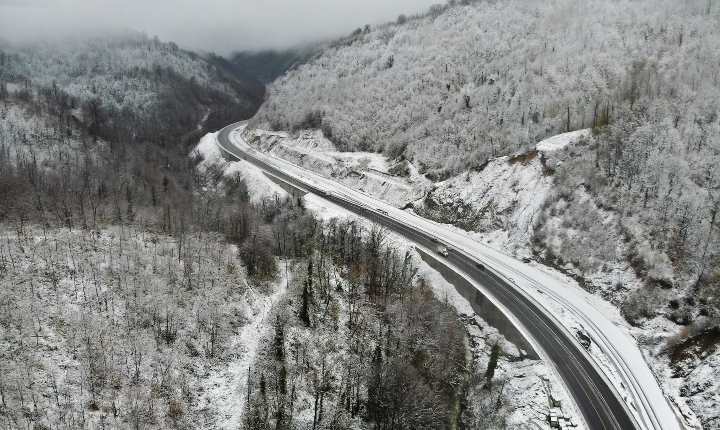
300;258;314;326
300;281;312;327
484;342;500;389
274;316;285;361
367;344;384;422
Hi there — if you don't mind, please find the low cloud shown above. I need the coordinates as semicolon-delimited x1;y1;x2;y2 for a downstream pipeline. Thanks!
0;0;440;53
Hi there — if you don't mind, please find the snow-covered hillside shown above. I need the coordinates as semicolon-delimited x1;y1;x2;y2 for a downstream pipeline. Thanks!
194;131;583;429
0;33;262;117
0;101;99;168
254;0;720;179
247;0;720;426
416;130;591;250
193;132;288;204
230;122;719;427
0;225;279;429
0;33;265;239
0;33;264;149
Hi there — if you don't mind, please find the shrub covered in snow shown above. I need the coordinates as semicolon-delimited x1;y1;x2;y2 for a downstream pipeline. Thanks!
0;226;252;428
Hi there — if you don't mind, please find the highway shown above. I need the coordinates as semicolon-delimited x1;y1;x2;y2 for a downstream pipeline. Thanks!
215;121;679;430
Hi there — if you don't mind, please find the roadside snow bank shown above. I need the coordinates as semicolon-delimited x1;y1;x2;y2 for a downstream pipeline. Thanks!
417;151;553;251
243;127;431;207
192;132;288;203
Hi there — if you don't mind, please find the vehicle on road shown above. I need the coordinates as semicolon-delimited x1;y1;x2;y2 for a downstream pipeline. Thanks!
437;246;449;257
575;329;592;351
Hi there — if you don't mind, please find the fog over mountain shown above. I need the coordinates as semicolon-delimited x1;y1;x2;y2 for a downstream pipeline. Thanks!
0;0;439;52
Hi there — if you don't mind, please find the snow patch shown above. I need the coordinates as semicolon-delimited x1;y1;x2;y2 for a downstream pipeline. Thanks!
192;132;288;203
199;274;289;429
535;129;591;153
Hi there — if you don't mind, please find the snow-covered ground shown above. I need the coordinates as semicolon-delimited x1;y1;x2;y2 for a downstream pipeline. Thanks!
196;131;579;428
242;128;430;207
220;124;690;430
417;129;593;252
198;273;289;429
417;149;552;251
193;132;288;203
0;224;271;430
535;129;591;153
304;193;578;429
0;101;104;172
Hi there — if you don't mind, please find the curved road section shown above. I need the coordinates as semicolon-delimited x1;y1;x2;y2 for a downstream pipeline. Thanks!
215;121;683;430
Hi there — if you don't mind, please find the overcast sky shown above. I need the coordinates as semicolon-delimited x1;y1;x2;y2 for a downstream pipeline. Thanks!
0;0;440;53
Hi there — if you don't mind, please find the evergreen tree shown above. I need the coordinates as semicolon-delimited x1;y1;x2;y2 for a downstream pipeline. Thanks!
300;259;314;327
274;316;285;361
484;342;500;389
300;281;312;327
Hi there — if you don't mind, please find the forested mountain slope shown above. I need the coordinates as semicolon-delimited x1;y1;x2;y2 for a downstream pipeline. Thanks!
252;0;720;334
249;1;720;426
253;0;719;178
0;33;285;430
230;45;320;84
0;30;521;430
0;32;265;149
0;32;266;233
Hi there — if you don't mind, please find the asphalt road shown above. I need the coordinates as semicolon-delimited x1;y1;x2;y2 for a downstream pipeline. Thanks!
215;122;639;430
